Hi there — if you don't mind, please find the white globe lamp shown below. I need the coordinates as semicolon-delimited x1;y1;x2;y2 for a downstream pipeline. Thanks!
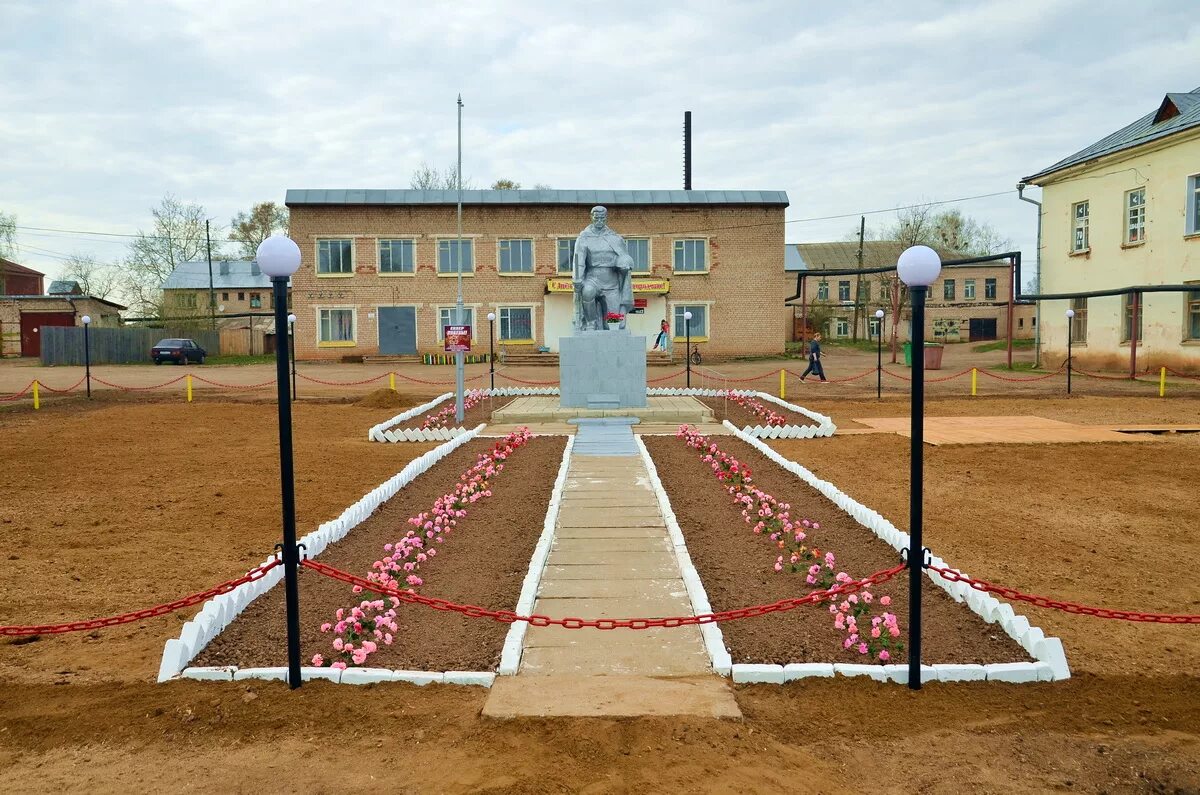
897;245;941;287
256;235;301;278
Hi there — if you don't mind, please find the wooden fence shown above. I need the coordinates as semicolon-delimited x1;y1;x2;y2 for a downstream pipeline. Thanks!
40;328;221;366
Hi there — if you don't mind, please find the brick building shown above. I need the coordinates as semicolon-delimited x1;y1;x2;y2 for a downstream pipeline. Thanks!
285;189;789;361
0;273;124;357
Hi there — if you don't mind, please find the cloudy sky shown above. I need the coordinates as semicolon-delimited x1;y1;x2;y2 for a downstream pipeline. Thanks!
3;0;1198;285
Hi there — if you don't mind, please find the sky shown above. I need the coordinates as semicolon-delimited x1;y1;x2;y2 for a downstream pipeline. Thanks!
2;0;1198;289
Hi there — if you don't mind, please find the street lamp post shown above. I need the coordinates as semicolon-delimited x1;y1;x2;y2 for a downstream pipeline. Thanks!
256;235;304;690
897;244;941;692
288;313;298;401
1065;309;1075;395
874;308;884;401
684;311;693;388
81;315;92;399
487;312;496;391
454;94;465;424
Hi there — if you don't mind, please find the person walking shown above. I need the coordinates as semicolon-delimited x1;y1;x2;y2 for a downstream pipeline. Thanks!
799;332;827;382
652;318;670;351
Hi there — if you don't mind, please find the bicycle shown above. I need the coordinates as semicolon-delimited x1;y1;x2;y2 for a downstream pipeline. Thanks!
689;344;702;366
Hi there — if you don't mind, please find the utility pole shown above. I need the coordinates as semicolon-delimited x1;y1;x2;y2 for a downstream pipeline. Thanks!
454;94;465;423
852;216;865;341
206;220;216;330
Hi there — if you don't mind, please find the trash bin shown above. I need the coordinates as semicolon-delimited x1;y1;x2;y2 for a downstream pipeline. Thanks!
924;342;944;370
903;341;913;367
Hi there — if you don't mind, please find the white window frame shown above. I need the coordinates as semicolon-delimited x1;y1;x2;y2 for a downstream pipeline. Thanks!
316;238;354;277
1187;175;1200;236
984;278;997;300
316;306;356;347
964;279;976;300
497;239;535;275
1125;187;1146;245
1072;201;1090;252
672;238;709;273
868;317;881;337
437;238;474;275
497;305;536;342
556;238;576;274
837;280;851;302
816;281;830;301
835;317;849;337
379;238;416;275
437;305;476;342
943;279;955;301
625;237;652;273
670;301;711;341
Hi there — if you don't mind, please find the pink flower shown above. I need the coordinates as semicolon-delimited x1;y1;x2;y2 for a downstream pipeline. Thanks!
857;643;868;655
311;654;324;666
878;650;890;662
320;622;332;633
879;595;891;606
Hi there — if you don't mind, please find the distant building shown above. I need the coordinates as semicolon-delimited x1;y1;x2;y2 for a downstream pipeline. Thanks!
161;259;289;325
1022;85;1200;370
0;266;125;357
1;258;45;296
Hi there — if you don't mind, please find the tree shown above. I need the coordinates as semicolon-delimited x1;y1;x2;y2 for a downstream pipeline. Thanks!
60;254;120;300
410;162;474;190
229;201;289;259
0;211;15;260
490;179;521;190
123;195;210;315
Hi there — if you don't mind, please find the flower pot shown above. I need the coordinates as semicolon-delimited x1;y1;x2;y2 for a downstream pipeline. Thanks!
606;322;621;331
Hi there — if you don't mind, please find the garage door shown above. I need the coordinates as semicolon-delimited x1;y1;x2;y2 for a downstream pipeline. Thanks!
378;306;417;355
969;318;998;341
20;312;75;357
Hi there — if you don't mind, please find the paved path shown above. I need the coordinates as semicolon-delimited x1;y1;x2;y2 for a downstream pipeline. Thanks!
484;420;738;718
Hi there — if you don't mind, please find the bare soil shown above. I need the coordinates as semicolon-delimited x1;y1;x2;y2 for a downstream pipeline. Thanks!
0;396;1197;793
644;435;1026;665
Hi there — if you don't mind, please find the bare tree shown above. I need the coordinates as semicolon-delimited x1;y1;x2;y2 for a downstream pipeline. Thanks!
490;178;521;190
60;254;121;299
229;201;289;259
410;162;474;190
123;195;210;315
0;210;15;260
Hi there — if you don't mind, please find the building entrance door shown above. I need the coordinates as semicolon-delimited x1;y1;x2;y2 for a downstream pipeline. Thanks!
378;306;417;355
969;317;998;341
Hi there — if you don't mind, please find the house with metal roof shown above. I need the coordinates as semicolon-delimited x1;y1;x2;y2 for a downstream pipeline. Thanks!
1020;86;1200;371
162;259;289;326
285;188;789;361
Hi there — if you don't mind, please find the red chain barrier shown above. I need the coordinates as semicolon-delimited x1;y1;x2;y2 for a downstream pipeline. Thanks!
976;366;1064;382
38;376;88;393
297;372;391;387
189;375;275;389
647;368;688;384
1072;367;1132;381
928;565;1200;624
390;371;487;386
494;372;559;386
1165;366;1200;382
882;368;912;382
0;381;35;401
302;558;903;628
0;559;281;637
91;375;188;391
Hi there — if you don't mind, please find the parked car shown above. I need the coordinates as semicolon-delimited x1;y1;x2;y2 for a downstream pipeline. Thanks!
152;338;206;365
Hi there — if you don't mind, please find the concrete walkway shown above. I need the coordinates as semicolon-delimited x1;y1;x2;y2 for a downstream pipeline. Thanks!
484;420;739;719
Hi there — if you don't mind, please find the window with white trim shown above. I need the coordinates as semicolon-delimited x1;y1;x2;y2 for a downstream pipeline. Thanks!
438;306;474;339
437;239;474;273
673;239;707;272
817;281;829;301
319;308;354;343
1070;297;1087;343
984;278;997;300
557;239;575;273
626;238;650;272
498;307;533;340
964;279;976;300
379;239;414;273
318;239;353;274
673;304;708;338
1125;188;1146;244
249;292;262;308
868;317;881;337
838;280;851;302
943;279;956;301
1122;293;1144;342
498;239;533;273
1072;201;1090;252
835;318;849;337
1188;175;1200;235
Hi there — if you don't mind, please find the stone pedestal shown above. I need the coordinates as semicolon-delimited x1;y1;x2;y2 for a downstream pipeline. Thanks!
559;330;648;408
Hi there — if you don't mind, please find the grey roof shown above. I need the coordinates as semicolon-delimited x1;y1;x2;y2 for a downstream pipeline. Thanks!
793;241;969;271
48;280;82;295
1023;86;1200;183
162;259;275;290
784;244;807;272
285;189;789;207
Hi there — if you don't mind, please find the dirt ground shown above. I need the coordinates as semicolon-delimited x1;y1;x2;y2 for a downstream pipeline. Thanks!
1;395;1199;793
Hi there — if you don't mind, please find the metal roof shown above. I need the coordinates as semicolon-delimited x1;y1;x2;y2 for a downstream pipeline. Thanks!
784;245;807;271
1023;86;1200;184
162;259;278;290
285;189;789;207
793;241;970;271
1;257;45;277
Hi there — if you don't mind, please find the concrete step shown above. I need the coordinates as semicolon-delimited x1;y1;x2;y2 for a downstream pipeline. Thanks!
483;675;740;718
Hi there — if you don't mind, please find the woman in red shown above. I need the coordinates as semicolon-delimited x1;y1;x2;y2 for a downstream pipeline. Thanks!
652;318;670;351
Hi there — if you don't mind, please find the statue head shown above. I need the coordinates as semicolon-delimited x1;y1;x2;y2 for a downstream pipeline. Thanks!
590;205;608;231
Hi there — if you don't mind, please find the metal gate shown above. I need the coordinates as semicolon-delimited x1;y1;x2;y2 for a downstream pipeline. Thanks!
969;317;998;341
378;306;417;355
20;312;75;357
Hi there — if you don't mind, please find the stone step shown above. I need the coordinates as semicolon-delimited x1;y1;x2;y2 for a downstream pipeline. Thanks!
483;675;740;718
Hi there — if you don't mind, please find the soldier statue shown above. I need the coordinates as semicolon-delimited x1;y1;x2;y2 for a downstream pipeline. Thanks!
572;205;634;330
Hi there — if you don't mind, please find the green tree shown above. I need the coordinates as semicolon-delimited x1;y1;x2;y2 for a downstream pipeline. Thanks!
229;201;289;259
490;179;521;190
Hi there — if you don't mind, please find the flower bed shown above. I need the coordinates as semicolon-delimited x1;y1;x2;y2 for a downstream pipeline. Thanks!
368;391;514;442
195;435;566;673
642;432;1031;668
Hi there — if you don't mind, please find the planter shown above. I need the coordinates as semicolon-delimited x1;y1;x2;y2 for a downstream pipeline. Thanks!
924;343;945;370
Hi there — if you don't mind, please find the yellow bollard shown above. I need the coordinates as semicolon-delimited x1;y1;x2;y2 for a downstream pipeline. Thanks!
389;372;396;392
971;367;977;397
779;368;786;400
186;374;193;403
33;380;40;410
1160;366;1166;398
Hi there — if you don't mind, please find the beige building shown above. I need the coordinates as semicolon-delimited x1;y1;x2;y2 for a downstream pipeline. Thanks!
1022;86;1200;371
162;259;287;322
285;189;789;361
786;241;1034;343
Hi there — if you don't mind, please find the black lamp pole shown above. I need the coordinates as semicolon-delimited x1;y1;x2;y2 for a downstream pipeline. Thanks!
876;314;883;401
83;320;92;399
271;275;302;688
289;316;297;401
489;315;495;391
907;284;928;691
685;315;692;388
1066;311;1073;396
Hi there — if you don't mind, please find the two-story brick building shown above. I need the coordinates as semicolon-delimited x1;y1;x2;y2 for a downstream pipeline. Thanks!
162;259;285;321
285;189;789;361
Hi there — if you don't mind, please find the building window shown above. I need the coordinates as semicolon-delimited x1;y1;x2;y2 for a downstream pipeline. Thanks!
318;239;353;274
626;238;650;272
221;292;229;301
1188;174;1200;235
984;278;997;300
498;307;533;341
318;308;354;344
816;281;830;301
964;279;976;300
838;281;851;302
1018;318;1024;329
835;318;849;337
881;280;892;302
868;317;881;337
177;293;197;309
557;239;575;274
1186;288;1200;341
379;239;415;273
249;293;262;309
673;239;707;272
238;292;245;301
943;279;956;301
1122;293;1144;342
497;239;534;274
438;239;474;274
673;304;708;338
1126;188;1146;244
1070;297;1087;343
858;281;870;303
438;306;474;339
1072;201;1089;252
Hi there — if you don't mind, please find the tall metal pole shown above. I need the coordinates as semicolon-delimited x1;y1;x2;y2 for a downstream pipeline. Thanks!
271;275;302;688
876;317;882;401
290;317;297;401
205;221;216;331
1006;257;1015;369
455;94;465;423
489;316;495;391
686;317;692;388
84;322;92;399
907;285;927;691
1067;317;1073;395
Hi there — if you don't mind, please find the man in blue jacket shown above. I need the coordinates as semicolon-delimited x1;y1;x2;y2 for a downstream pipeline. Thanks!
799;333;827;382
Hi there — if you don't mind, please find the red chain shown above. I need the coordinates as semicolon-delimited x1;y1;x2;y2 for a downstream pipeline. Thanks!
302;559;903;628
1072;367;1132;381
38;376;88;393
495;372;559;386
976;366;1064;382
928;565;1200;624
91;375;188;391
297;372;391;387
647;368;688;384
0;381;35;401
0;559;281;636
189;375;275;389
1164;366;1200;382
